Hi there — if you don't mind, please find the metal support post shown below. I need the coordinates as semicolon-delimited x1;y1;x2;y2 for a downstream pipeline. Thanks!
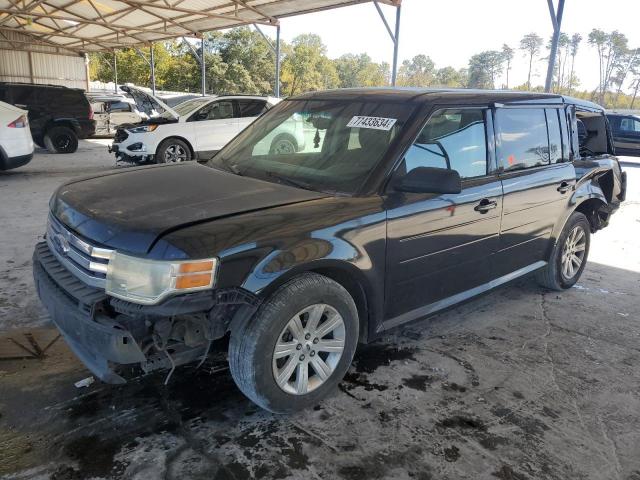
374;1;402;86
201;36;206;96
150;43;156;95
545;0;565;93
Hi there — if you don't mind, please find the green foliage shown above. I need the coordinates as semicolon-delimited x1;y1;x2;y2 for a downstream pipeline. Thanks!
87;26;640;110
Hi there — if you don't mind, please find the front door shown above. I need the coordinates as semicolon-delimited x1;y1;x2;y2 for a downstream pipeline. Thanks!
384;107;502;329
493;106;576;277
192;100;238;153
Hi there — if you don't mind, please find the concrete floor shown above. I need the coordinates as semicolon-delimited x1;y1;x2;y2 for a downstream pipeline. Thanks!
0;142;639;480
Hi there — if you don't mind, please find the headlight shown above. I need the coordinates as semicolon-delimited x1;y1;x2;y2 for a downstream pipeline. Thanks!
127;124;158;133
105;252;217;305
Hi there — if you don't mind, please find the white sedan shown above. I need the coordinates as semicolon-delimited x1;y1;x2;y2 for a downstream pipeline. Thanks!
0;101;34;170
109;87;302;164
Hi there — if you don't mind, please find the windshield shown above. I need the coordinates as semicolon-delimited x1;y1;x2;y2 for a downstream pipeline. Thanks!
207;99;415;194
160;97;211;119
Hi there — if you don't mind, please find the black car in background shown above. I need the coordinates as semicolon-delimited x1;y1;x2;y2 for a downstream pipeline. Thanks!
606;113;640;156
33;88;626;413
0;82;95;153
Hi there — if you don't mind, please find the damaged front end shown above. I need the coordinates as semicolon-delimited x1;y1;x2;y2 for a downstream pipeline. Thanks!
33;241;260;384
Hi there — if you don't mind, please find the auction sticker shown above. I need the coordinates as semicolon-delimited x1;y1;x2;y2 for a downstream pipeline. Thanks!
347;116;397;130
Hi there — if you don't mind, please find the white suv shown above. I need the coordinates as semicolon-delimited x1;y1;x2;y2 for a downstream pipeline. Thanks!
109;87;301;164
0;100;34;170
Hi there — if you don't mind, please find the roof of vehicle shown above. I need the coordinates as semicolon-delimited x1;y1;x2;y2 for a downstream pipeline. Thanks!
0;81;84;92
289;88;605;111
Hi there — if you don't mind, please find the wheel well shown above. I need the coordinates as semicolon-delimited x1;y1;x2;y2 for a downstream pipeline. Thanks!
157;136;195;158
45;121;75;135
307;266;370;343
575;198;609;233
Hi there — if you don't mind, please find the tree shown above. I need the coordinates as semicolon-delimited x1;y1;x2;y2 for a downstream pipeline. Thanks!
280;34;338;95
612;47;639;106
396;54;435;87
588;29;628;104
334;53;388;87
501;44;514;88
567;33;583;94
520;33;543;89
468;50;504;89
434;66;466;87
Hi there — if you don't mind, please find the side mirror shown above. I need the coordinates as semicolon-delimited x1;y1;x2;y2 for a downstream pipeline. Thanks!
394;167;462;194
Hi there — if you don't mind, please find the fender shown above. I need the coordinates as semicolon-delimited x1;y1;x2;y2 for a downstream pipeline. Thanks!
48;117;82;133
549;160;615;247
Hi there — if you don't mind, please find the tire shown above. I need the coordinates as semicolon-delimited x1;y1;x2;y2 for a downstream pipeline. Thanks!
229;273;359;413
44;126;78;153
269;134;298;155
536;212;591;291
156;138;192;163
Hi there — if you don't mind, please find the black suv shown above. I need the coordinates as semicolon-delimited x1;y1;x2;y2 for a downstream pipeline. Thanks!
606;113;640;156
0;82;95;153
33;89;626;413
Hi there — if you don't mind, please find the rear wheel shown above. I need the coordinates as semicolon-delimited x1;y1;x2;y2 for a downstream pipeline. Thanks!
536;212;590;290
44;126;78;153
156;138;192;163
269;134;297;155
229;273;359;413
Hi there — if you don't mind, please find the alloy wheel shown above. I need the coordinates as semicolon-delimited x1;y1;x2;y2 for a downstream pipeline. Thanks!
272;303;346;395
273;139;295;155
164;144;188;162
561;225;586;280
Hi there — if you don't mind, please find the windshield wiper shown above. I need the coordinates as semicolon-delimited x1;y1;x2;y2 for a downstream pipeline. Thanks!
264;172;316;191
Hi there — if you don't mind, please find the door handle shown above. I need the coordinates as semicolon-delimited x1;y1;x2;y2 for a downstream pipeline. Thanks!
557;181;572;194
474;199;498;213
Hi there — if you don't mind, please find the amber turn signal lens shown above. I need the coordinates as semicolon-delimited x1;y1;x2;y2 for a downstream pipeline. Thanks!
178;260;214;274
175;273;212;289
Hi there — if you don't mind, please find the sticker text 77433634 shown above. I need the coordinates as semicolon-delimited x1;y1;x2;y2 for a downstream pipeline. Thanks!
346;116;397;131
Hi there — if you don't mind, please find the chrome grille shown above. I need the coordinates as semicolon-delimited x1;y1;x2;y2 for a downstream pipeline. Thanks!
46;214;113;289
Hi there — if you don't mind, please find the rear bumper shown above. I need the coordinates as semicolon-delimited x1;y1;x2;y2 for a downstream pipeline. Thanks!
0;151;33;170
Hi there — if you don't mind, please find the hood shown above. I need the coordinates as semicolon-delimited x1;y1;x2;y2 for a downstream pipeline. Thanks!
120;85;178;120
51;163;327;256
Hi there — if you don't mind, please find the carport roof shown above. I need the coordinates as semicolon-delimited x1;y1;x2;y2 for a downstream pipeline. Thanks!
0;0;399;53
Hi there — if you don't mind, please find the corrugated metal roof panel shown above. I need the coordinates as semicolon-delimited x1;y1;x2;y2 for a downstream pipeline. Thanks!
0;0;393;52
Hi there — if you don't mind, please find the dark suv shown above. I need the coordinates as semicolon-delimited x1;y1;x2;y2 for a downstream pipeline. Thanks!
33;89;626;413
606;113;640;156
0;82;95;153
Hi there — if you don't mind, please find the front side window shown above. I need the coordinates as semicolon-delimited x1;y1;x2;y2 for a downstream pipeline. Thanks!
194;100;234;121
496;108;549;170
400;108;488;179
207;99;415;194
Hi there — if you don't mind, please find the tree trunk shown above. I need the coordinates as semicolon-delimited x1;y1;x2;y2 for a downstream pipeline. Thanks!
527;53;533;89
568;54;576;95
631;79;640;109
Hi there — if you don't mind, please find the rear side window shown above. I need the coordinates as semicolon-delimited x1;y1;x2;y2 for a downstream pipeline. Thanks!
237;100;268;117
545;108;563;163
496;108;549;170
402;108;488;179
620;117;640;132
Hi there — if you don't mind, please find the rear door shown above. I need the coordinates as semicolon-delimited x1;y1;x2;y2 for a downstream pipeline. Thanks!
235;99;268;132
384;106;503;327
493;105;576;277
191;99;237;153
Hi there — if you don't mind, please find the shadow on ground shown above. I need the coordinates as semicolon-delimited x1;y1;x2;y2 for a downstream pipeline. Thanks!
2;261;640;480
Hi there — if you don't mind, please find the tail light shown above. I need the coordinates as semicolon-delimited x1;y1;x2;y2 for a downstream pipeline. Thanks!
88;106;94;120
8;115;28;128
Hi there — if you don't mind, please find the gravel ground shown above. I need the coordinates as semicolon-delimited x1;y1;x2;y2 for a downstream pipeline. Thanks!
0;143;639;480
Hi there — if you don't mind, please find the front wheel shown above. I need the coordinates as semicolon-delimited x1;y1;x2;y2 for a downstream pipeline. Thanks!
229;273;359;413
269;134;298;155
156;138;192;163
536;211;591;290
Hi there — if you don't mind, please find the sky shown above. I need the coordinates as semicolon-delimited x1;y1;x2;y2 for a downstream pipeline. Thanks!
274;0;640;92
